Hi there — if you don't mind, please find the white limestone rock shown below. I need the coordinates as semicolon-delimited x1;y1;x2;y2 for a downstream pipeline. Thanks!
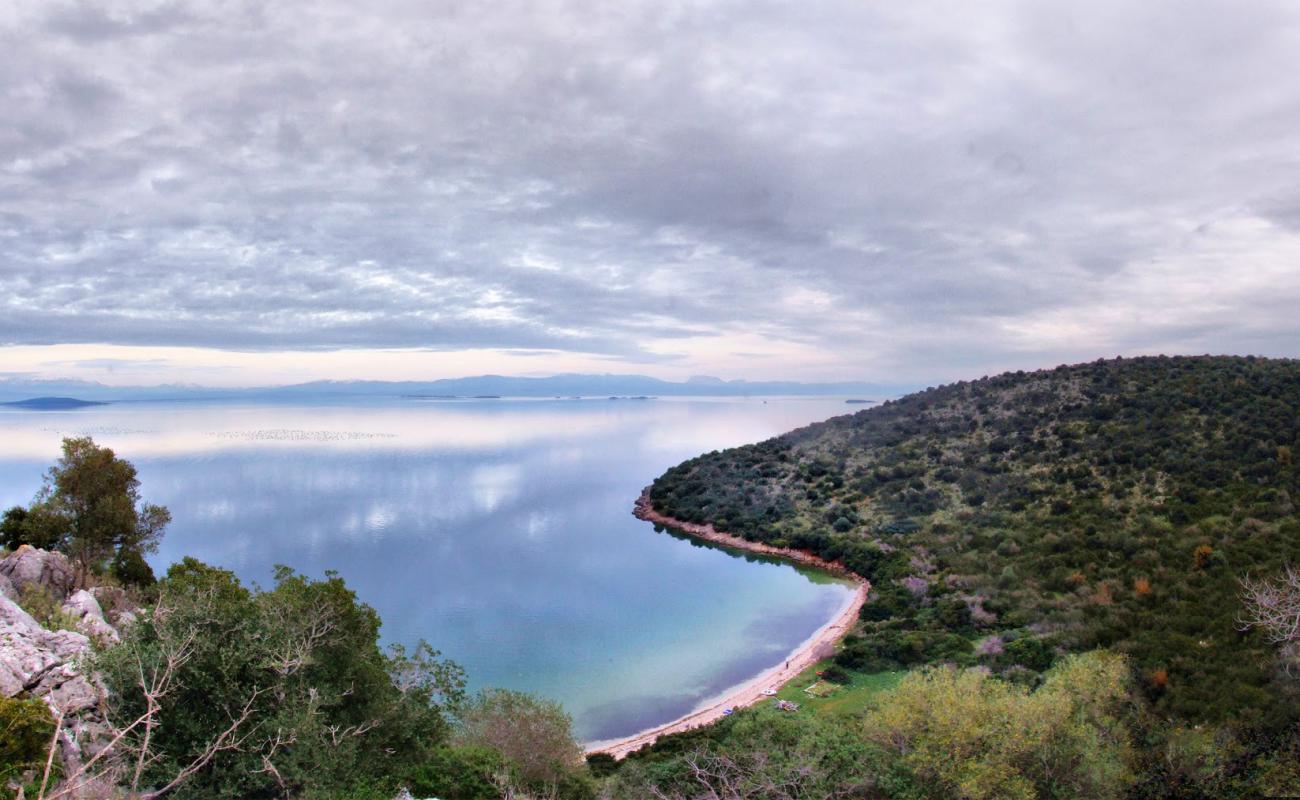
62;589;120;646
0;544;77;601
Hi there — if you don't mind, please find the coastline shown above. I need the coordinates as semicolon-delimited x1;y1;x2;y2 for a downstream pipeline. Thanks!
585;490;870;760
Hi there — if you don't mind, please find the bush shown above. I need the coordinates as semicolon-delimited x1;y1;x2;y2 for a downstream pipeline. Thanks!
862;652;1135;800
96;558;465;798
454;688;584;791
1004;636;1055;672
0;695;57;785
407;745;507;800
16;584;79;633
109;546;156;587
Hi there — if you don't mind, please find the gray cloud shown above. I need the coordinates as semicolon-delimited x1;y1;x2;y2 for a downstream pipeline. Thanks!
3;0;1300;381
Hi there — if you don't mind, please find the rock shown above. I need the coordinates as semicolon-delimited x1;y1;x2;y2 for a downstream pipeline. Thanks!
0;593;92;697
62;589;120;646
89;585;131;627
0;544;76;601
0;591;109;771
0;572;15;602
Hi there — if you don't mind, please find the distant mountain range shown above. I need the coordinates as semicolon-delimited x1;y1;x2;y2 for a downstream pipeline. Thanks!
0;374;913;403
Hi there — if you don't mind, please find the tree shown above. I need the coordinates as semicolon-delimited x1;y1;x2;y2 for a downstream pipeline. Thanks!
861;652;1135;800
27;437;169;581
605;710;882;800
1;505;28;550
455;688;583;790
1239;565;1300;673
86;558;464;799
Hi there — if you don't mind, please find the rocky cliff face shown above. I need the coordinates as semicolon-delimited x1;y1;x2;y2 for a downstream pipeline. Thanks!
0;546;131;774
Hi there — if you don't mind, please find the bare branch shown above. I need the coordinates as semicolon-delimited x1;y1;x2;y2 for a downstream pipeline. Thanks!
1239;566;1300;645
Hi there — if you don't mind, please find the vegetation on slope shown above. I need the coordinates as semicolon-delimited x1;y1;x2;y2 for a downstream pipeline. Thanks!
642;355;1300;794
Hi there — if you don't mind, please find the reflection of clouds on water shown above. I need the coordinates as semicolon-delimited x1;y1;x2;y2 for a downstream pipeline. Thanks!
525;510;552;541
340;503;399;540
193;499;235;520
470;464;522;513
3;401;626;458
3;397;860;742
365;504;396;532
740;599;843;654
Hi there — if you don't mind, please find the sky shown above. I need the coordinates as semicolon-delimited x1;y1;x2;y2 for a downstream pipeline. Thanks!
3;1;1300;388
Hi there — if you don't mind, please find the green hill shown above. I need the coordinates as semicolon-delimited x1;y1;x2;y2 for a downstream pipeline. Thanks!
648;355;1300;730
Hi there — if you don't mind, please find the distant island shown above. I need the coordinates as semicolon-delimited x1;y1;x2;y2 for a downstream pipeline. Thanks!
0;396;108;410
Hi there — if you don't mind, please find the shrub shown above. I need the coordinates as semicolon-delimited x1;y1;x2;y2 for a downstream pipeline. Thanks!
1004;637;1055;672
16;584;79;633
862;652;1135;800
0;695;57;786
407;745;508;800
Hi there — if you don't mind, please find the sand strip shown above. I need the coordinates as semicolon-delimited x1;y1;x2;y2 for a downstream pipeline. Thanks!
585;491;870;760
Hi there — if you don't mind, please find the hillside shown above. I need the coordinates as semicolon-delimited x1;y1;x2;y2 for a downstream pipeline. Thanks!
647;356;1300;730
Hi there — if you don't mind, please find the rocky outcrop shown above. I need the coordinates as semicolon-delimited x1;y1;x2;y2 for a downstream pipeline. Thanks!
0;544;76;600
90;585;135;629
0;548;132;776
63;589;120;646
0;592;110;770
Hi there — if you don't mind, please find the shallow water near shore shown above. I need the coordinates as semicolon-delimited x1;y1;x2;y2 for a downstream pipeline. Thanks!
0;396;856;740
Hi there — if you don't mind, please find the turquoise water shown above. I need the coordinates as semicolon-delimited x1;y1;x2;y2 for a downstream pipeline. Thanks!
0;396;854;741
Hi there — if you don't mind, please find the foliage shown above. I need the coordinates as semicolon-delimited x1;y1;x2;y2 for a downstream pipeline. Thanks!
95;558;464;799
648;357;1300;730
607;708;886;799
861;652;1136;800
407;744;508;800
0;694;57;786
110;545;158;588
454;688;591;797
2;503;61;551
2;505;29;550
16;583;80;633
14;437;169;581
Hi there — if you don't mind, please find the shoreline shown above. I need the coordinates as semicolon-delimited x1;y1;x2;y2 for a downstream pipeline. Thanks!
585;491;870;760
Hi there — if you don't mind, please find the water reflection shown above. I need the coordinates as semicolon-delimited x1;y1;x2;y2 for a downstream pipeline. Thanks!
0;397;856;740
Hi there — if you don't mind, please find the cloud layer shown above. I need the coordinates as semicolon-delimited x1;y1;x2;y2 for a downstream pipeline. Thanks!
4;0;1300;382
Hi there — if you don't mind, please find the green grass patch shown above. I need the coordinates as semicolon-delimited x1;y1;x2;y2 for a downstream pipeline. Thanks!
774;659;905;716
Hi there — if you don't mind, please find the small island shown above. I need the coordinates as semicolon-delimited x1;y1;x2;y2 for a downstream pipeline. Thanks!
0;396;108;410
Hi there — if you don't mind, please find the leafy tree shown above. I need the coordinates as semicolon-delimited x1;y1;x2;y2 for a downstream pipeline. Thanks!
406;745;508;800
94;558;464;799
1;505;28;550
2;503;63;551
606;709;884;800
0;695;58;790
861;651;1136;800
24;437;170;580
454;688;586;793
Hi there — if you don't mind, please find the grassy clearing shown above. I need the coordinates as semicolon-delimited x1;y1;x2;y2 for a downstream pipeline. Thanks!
773;659;905;716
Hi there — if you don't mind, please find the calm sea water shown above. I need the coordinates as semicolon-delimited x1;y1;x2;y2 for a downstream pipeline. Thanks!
0;396;854;741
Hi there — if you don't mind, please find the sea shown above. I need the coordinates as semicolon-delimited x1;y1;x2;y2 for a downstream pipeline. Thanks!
0;395;856;741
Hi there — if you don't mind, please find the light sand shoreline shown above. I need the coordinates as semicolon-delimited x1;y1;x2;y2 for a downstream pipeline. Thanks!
584;491;870;760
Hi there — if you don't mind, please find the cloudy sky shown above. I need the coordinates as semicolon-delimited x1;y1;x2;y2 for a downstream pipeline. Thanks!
3;0;1300;387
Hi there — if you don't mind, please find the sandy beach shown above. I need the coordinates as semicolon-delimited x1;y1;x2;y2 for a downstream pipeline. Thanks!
585;492;870;760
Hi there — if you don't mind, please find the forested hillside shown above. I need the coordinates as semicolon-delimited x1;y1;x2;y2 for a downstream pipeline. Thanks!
649;356;1300;735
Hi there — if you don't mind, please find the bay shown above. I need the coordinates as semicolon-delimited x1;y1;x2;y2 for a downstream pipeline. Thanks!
0;396;855;741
